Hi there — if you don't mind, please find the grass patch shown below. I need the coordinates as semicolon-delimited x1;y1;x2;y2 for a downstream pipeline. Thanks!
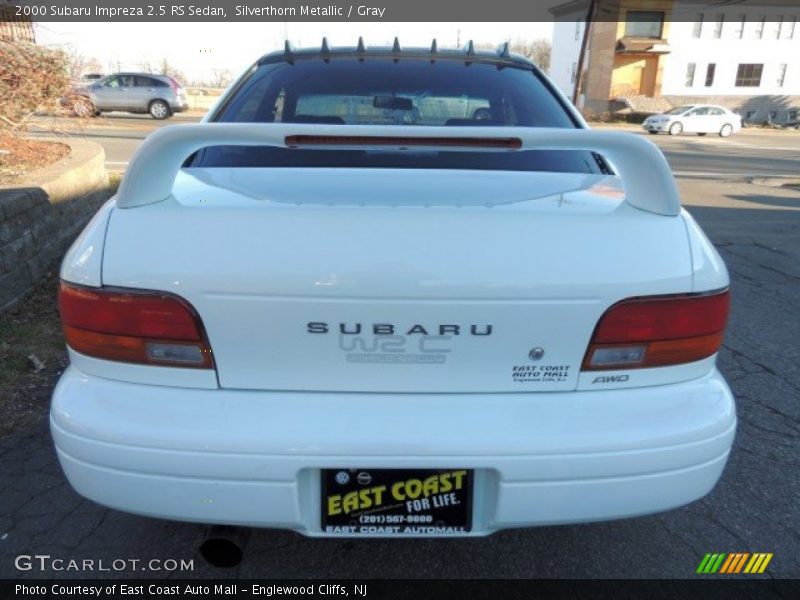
0;272;67;436
108;170;123;190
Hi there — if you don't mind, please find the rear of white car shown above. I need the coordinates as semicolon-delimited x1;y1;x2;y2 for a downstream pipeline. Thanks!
51;45;734;536
643;104;742;137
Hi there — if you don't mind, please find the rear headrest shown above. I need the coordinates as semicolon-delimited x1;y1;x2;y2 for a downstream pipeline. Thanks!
445;118;505;126
288;115;345;124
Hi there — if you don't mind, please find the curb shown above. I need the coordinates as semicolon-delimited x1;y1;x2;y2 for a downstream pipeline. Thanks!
749;177;800;190
4;137;109;203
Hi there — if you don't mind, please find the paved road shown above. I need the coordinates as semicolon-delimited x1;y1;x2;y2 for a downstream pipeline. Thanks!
29;114;800;179
3;118;799;580
28;114;200;168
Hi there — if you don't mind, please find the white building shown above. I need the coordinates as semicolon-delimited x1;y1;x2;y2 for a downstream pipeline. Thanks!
550;0;800;122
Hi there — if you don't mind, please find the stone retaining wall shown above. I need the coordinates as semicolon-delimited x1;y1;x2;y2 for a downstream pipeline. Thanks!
0;139;110;311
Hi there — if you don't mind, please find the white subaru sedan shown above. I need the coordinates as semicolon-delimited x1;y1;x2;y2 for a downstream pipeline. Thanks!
51;42;735;537
643;104;742;137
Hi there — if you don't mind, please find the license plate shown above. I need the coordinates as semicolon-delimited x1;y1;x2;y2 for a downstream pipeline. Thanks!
321;468;472;535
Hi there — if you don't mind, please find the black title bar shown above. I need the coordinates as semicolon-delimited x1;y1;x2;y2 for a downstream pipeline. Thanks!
3;579;800;600
1;0;799;23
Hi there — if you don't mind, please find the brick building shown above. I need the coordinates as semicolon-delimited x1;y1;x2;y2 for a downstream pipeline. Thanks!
551;0;799;122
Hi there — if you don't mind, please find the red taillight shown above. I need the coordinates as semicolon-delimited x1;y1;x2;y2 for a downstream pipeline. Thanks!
59;282;213;369
583;290;729;371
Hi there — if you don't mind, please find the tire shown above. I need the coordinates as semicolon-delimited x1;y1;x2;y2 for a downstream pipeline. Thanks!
697;132;707;136
668;122;683;136
72;97;95;118
719;123;733;138
149;100;171;120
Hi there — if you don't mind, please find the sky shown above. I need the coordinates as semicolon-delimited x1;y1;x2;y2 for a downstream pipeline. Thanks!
35;22;554;84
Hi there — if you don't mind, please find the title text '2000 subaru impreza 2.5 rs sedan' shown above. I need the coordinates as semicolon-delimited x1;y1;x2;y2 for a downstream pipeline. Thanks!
51;41;735;537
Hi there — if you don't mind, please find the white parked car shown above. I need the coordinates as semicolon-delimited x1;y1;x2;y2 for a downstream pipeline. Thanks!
52;42;734;539
643;105;743;137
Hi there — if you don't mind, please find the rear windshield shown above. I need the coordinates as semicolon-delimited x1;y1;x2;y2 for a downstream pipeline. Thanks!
192;58;602;173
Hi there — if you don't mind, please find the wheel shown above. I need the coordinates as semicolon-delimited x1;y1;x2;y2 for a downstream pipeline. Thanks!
719;123;733;137
72;97;95;118
149;100;171;120
697;132;707;136
668;122;683;136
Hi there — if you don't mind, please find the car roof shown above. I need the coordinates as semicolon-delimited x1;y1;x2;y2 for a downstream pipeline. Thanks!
678;104;727;110
257;38;537;70
109;72;170;79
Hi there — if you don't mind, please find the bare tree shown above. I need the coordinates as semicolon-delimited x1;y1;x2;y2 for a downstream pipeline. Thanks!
158;58;187;85
137;58;155;74
510;39;551;72
66;49;102;81
0;40;71;130
210;69;233;89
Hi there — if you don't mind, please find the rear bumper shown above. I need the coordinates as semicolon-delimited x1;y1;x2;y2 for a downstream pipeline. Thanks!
51;366;735;536
171;100;189;112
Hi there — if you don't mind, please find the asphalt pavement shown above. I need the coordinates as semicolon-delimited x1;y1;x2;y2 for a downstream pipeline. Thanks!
2;115;799;579
28;113;800;180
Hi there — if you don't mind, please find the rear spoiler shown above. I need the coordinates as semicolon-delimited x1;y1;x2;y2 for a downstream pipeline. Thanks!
116;124;681;216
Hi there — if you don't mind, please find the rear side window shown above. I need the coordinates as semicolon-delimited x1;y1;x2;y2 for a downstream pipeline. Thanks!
193;58;601;174
105;75;134;88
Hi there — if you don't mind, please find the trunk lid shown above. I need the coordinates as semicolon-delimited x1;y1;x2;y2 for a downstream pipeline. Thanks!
102;168;693;392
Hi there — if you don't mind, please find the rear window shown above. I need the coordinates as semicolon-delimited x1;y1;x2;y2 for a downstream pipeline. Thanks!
135;76;167;87
192;58;602;173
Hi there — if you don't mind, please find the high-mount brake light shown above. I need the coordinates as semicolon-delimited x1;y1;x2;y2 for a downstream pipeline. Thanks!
59;282;214;369
284;135;523;150
582;290;729;371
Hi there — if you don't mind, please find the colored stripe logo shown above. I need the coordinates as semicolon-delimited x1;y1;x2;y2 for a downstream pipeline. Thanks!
697;553;773;574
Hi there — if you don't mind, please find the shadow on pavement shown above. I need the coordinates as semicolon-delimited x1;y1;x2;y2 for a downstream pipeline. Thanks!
0;203;798;579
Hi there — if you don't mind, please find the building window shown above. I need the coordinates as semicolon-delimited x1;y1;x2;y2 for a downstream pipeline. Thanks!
624;11;664;38
570;62;577;83
789;109;798;121
735;64;763;87
705;63;716;87
755;15;766;38
788;16;797;39
575;20;582;41
775;16;784;38
713;14;724;38
735;15;746;39
685;63;696;87
777;64;787;87
692;13;704;37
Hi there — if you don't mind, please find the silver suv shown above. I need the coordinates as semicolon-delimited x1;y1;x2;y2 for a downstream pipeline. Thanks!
73;73;188;120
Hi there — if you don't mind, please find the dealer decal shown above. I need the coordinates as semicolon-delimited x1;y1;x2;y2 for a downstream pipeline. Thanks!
512;364;571;383
321;469;472;535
